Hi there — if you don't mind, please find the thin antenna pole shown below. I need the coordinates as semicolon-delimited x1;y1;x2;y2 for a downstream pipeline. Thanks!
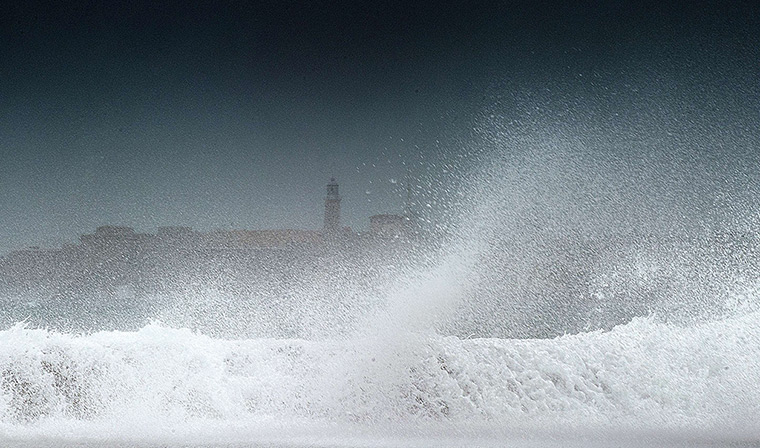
404;168;412;218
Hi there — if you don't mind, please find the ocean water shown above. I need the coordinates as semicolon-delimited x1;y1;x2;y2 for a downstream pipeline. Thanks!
0;305;758;446
2;131;759;447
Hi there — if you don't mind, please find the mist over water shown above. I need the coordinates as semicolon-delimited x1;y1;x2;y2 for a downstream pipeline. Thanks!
3;0;759;444
1;116;760;445
444;117;760;337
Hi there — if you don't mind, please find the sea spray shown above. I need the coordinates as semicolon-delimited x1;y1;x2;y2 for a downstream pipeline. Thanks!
0;307;759;439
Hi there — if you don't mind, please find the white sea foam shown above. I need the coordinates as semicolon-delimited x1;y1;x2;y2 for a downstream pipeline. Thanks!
0;307;758;444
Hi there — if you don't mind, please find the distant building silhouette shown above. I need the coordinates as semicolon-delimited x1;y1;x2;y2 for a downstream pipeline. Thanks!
0;177;420;303
323;178;341;236
80;226;145;246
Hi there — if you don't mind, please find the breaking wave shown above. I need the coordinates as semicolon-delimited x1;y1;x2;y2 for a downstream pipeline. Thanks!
1;307;758;440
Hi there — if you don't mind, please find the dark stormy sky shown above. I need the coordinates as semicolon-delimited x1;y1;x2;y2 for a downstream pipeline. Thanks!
1;1;759;254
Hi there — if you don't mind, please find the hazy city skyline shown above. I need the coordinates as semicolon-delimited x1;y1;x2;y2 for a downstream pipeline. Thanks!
1;1;759;254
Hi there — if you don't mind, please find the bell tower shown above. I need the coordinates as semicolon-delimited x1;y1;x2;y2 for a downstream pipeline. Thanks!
324;178;341;234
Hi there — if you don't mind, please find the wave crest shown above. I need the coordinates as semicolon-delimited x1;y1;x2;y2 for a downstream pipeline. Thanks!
0;312;758;432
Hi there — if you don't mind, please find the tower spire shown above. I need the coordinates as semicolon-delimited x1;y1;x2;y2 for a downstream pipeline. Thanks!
323;177;341;235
